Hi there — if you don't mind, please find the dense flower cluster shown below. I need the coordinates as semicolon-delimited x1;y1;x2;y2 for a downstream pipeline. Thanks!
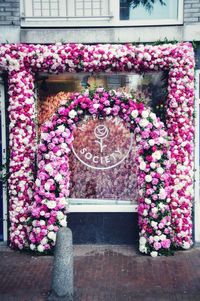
0;42;195;254
31;89;172;255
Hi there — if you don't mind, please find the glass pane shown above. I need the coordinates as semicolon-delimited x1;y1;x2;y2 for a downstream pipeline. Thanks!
69;116;138;202
37;72;167;129
37;71;168;204
120;0;178;21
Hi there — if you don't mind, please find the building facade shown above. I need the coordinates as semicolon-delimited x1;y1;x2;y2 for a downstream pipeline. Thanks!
0;0;200;253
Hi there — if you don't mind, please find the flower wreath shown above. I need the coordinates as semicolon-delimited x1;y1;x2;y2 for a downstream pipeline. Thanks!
28;89;171;256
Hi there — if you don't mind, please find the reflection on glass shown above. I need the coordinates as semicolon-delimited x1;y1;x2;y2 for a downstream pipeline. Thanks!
37;71;167;129
69;116;138;202
120;0;178;21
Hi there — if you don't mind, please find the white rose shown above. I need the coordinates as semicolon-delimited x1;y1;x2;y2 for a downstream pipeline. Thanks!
35;179;41;187
57;211;64;220
152;151;162;161
150;251;158;257
149;139;155;146
57;125;65;132
46;201;57;209
93;103;100;109
151;221;158;229
152;207;158;214
48;231;56;242
145;198;151;205
68;109;77;119
139;237;147;245
139;162;146;170
59;218;67;227
37;244;45;252
139;119;149;127
149;112;156;120
139;245;147;254
30;244;36;250
55;174;62;182
150;162;156;169
143;209;148;216
40;220;45;226
145;175;152;182
45;163;54;175
160;234;166;241
131;110;138;118
157;167;164;174
141;111;149;118
182;241;191;249
44;182;51;191
154;235;160;242
48;225;54;231
41;237;48;245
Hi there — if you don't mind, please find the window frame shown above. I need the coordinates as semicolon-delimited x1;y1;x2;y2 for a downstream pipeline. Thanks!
20;0;184;27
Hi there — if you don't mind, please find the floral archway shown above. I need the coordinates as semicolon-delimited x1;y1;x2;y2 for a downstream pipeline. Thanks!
30;89;171;256
0;42;194;256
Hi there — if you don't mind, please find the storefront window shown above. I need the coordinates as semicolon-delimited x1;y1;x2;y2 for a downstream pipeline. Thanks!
120;0;178;21
37;72;167;204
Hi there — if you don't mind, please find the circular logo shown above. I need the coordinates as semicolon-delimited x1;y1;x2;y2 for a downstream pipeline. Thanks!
71;116;133;170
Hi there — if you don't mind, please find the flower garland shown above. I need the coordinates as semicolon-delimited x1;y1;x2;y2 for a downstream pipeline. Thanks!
0;42;195;253
30;89;172;256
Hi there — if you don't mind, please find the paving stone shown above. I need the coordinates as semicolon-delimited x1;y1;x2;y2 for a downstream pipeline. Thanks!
0;246;200;301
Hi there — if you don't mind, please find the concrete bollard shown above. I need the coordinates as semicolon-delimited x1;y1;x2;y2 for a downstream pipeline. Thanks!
48;227;73;301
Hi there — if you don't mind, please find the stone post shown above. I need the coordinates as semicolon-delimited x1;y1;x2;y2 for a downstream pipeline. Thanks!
48;227;73;301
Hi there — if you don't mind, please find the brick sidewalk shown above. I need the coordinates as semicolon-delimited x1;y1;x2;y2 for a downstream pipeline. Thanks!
0;245;200;301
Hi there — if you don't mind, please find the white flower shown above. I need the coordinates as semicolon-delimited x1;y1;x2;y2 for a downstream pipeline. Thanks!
143;209;148;216
149;139;155;146
55;174;62;182
149;112;156;120
154;236;160;242
141;111;149;118
57;211;64;220
93;103;100;109
30;244;36;250
68;109;77;119
44;182;51;191
46;200;57;209
157;167;164;174
150;162;156;169
45;163;54;175
35;179;41;187
41;237;48;245
59;218;67;227
145;175;152;183
182;241;191;249
37;244;45;252
145;198;151;205
159;188;167;200
139;119;149;128
150;251;158;257
139;162;146;170
151;221;158;229
139;245;147;253
152;151;162;161
48;231;56;242
152;207;158;214
57;125;65;133
131;110;138;118
139;237;147;245
40;220;45;226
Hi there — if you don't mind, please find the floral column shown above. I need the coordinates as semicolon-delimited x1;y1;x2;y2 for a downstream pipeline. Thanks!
8;69;36;249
